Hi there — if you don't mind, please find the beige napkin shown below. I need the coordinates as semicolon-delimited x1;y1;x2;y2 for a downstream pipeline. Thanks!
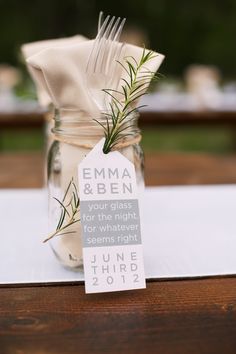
21;35;88;107
27;40;164;117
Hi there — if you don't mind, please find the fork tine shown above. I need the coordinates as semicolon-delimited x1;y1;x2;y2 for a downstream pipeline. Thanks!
86;13;126;111
87;15;125;74
94;16;116;73
107;43;125;86
102;16;116;39
107;17;121;41
98;11;104;32
104;17;126;76
90;15;114;72
103;40;119;76
96;14;111;39
86;15;110;73
101;17;122;75
103;43;126;111
114;18;126;42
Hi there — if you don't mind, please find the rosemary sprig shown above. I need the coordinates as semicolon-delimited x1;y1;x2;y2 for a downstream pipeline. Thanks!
98;48;158;154
44;178;80;243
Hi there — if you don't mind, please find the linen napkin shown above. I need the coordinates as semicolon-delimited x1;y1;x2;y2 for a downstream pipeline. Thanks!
26;41;164;191
27;40;165;117
21;35;88;107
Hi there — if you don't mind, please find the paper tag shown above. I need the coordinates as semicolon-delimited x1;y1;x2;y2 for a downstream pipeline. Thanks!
78;139;146;293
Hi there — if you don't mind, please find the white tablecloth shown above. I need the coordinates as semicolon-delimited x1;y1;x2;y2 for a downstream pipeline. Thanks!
0;185;236;284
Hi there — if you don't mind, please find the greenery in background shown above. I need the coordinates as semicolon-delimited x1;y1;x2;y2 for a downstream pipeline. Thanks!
141;127;235;154
1;0;236;78
14;75;37;101
0;127;234;154
1;0;236;156
0;129;44;151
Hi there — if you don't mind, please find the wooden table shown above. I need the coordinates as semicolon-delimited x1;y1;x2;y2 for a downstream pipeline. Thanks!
1;152;236;354
1;152;236;188
1;110;236;128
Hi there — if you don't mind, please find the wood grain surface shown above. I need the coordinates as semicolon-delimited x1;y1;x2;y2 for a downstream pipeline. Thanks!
0;278;236;354
1;152;236;188
1;152;236;354
1;110;236;128
0;153;44;188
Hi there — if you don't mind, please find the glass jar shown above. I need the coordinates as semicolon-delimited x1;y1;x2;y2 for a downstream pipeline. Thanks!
47;109;144;271
44;104;57;153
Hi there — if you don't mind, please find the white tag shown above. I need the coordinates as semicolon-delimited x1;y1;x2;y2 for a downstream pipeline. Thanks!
78;139;146;293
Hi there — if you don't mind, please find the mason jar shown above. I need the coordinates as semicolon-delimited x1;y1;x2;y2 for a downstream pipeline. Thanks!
47;109;144;271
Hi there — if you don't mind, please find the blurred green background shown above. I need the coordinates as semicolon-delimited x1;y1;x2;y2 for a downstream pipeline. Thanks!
1;0;236;153
0;127;234;154
2;0;236;77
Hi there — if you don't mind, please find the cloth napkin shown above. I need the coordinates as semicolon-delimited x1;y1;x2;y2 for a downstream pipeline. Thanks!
21;35;88;107
27;40;165;118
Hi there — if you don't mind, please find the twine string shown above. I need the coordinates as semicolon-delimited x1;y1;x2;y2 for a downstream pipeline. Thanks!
53;133;142;150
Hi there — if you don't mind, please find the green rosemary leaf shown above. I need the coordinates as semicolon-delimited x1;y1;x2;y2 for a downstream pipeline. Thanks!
102;89;122;105
126;63;134;83
116;60;130;76
109;103;117;126
72;192;77;209
93;118;108;133
53;197;70;217
121;78;131;89
110;133;134;150
124;55;139;67
106;116;110;136
140;46;146;64
127;62;135;83
72;181;79;199
112;99;122;115
129;91;148;104
103;88;123;96
130;82;149;96
56;209;66;231
99;48;159;153
122;85;128;101
121;105;147;121
126;61;136;75
137;75;155;82
44;178;80;243
64;196;73;208
116;124;137;135
62;179;72;203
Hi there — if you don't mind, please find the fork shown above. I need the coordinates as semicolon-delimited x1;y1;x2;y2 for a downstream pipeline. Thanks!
86;14;126;112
